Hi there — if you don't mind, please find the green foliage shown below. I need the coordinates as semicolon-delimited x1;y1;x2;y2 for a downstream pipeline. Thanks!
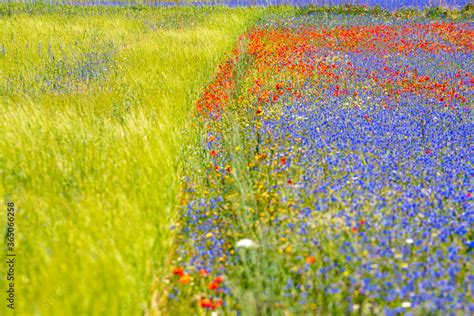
303;4;390;17
300;4;472;21
422;5;473;20
425;6;449;18
461;2;474;16
393;7;420;19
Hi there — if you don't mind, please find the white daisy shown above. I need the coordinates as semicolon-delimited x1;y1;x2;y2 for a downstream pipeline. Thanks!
236;239;257;249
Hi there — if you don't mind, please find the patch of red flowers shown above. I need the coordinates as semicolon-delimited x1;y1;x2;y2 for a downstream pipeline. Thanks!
199;298;223;310
196;22;471;119
172;267;185;277
208;276;224;291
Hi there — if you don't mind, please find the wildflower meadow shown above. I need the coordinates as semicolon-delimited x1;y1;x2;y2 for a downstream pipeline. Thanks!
1;1;472;315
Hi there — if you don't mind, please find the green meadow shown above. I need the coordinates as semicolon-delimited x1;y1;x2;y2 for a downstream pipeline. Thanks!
0;4;263;314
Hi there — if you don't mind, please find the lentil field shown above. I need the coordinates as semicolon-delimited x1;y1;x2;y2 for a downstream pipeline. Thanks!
1;2;473;316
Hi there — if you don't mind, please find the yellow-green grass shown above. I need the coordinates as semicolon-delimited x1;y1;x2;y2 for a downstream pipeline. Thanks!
0;5;262;315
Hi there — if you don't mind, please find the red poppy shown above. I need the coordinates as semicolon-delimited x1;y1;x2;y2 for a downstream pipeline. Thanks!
198;269;209;277
208;281;219;291
172;267;184;277
305;256;315;264
199;298;213;309
425;149;431;155
210;150;217;157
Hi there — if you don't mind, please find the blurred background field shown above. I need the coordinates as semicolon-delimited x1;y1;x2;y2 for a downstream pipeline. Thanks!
1;0;472;10
0;4;262;314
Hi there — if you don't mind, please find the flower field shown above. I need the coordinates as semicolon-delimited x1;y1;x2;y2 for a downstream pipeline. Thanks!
169;8;473;316
1;2;473;315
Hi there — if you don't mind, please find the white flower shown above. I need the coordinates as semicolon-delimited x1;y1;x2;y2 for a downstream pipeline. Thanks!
401;301;412;308
352;304;360;310
236;239;257;249
211;312;218;316
406;238;414;244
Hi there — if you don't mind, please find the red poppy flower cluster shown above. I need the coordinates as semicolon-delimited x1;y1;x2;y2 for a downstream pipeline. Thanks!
171;266;226;309
196;21;472;117
199;297;223;310
196;35;248;114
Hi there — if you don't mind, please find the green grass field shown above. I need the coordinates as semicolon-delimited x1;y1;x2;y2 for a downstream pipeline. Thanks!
0;4;263;314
